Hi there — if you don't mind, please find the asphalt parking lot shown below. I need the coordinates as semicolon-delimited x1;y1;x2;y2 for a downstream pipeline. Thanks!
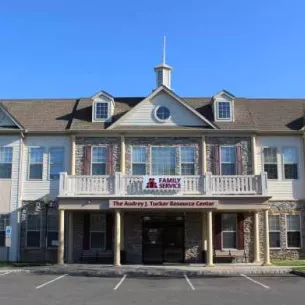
0;271;304;305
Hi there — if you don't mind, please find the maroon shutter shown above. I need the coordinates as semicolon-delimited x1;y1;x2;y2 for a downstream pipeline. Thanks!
83;213;90;250
106;213;114;250
212;145;220;175
236;146;242;175
106;146;113;175
237;213;244;250
83;146;92;175
214;213;222;250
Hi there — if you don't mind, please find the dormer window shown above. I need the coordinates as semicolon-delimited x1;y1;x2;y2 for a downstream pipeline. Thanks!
91;91;114;123
217;101;231;120
95;102;109;120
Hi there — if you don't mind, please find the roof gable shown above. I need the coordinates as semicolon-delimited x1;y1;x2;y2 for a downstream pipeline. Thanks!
109;86;217;130
0;103;23;130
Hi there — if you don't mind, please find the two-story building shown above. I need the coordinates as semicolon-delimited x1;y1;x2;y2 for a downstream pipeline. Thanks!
0;57;305;265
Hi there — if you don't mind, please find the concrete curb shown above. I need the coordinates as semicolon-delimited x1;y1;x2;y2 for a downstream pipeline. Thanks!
21;266;295;278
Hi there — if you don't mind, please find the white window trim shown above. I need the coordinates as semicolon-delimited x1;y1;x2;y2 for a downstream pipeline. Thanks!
28;147;44;181
91;146;107;176
262;146;279;180
221;213;238;250
0;146;13;180
131;146;147;175
269;214;281;249
47;213;58;249
92;101;111;122
26;213;42;249
180;146;196;176
153;106;171;123
220;145;236;176
215;100;233;122
150;146;177;176
89;213;106;250
48;147;65;181
282;147;299;181
285;214;302;250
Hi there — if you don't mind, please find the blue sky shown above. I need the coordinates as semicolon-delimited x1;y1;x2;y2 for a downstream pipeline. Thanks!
1;0;305;98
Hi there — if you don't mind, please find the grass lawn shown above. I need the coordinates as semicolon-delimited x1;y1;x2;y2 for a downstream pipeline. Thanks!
294;267;305;271
0;262;54;268
272;260;305;266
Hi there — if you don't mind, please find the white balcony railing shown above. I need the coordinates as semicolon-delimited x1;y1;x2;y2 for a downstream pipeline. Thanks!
59;172;268;197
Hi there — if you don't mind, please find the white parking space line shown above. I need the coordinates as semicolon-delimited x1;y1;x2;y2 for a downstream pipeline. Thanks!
0;271;13;277
113;274;127;291
184;274;195;290
240;274;270;289
36;274;67;290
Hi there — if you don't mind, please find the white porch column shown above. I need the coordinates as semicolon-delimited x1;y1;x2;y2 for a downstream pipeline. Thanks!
201;135;207;174
207;210;214;266
70;135;76;175
120;135;125;174
114;210;121;266
264;209;271;265
68;211;74;263
57;209;65;264
254;211;260;263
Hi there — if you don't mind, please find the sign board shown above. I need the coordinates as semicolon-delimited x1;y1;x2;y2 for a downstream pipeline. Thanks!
51;240;59;246
143;176;183;191
109;200;218;209
5;226;12;248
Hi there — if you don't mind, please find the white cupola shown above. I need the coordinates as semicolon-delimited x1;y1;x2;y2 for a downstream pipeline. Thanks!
154;36;173;89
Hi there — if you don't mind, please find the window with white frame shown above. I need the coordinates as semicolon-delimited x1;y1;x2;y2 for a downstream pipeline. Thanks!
217;101;231;120
286;215;301;248
29;147;44;180
94;102;109;120
151;146;176;175
222;214;237;249
90;214;106;249
269;215;280;248
26;214;41;248
47;214;58;248
92;147;107;175
132;146;146;175
283;147;298;179
220;146;236;175
263;147;278;179
0;147;12;178
181;146;195;175
49;147;64;180
0;214;9;247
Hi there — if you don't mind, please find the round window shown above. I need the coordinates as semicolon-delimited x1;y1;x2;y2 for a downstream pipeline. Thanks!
155;106;171;121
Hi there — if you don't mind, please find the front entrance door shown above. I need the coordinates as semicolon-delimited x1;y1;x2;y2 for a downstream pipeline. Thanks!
142;216;184;264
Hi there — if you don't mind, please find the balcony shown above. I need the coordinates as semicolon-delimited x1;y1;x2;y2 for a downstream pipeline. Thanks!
59;172;268;197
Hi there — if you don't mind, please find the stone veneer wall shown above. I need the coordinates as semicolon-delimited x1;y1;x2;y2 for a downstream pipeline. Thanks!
125;137;201;175
19;201;58;262
75;137;121;175
259;201;305;260
206;137;253;175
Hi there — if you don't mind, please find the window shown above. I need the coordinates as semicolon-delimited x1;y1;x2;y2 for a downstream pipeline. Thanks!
151;147;176;175
95;102;109;120
132;146;146;175
26;214;41;248
155;106;171;121
269;215;280;248
92;147;107;175
90;214;106;249
29;147;44;180
157;70;163;86
0;215;9;247
283;148;298;179
49;148;64;180
181;147;195;175
222;214;237;249
286;215;301;248
47;214;58;248
0;147;12;178
217;101;231;120
263;147;278;179
220;146;236;175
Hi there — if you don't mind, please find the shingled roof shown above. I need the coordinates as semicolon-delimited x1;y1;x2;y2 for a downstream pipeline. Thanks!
1;95;305;133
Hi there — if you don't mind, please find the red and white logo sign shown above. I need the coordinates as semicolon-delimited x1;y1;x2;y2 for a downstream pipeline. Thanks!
143;176;183;191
